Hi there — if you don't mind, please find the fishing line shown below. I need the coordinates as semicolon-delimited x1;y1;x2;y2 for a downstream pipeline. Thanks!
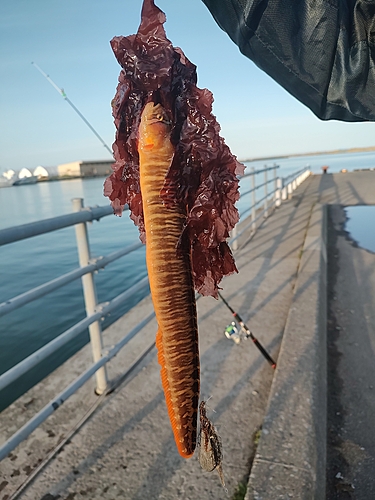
218;291;276;369
32;62;112;156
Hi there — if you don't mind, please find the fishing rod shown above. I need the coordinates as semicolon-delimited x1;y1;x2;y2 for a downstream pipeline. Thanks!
31;62;112;156
218;291;276;369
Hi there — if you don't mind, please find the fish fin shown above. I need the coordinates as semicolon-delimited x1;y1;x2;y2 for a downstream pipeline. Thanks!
156;328;194;458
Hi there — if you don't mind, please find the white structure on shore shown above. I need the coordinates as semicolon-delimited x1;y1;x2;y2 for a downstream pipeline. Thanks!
57;160;113;178
33;166;59;179
3;169;15;180
18;168;34;179
1;160;113;184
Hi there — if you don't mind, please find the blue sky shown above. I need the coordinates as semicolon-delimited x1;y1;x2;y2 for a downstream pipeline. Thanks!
1;0;374;172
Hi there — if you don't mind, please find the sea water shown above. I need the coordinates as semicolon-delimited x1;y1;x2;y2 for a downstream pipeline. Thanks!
345;206;375;253
0;151;374;410
0;178;147;410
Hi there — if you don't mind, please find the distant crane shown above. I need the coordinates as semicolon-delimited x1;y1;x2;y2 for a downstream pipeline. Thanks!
32;62;112;156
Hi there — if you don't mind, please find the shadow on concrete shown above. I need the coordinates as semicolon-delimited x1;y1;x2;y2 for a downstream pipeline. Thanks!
132;335;281;500
345;181;367;205
318;173;337;203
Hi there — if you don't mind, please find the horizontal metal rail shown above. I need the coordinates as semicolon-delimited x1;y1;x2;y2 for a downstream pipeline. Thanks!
230;198;278;245
283;166;310;183
240;191;275;218
240;164;280;178
0;241;143;318
0;276;149;392
0;204;119;246
240;177;276;198
0;310;156;462
252;191;272;209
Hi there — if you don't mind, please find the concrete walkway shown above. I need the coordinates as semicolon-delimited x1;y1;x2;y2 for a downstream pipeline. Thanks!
0;171;374;500
246;171;375;500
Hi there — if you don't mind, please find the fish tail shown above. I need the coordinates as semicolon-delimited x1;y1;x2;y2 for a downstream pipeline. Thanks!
156;329;195;458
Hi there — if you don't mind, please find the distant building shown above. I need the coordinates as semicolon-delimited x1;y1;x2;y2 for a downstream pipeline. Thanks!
18;168;33;178
33;166;59;179
57;160;113;178
13;168;38;185
3;169;16;180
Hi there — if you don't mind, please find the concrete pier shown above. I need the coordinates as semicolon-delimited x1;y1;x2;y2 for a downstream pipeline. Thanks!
0;171;374;499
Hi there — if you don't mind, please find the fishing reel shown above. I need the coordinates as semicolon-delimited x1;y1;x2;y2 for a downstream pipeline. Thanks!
220;292;277;367
224;322;243;344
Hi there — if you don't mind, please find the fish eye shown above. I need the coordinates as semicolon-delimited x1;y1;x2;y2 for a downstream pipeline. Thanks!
156;113;164;121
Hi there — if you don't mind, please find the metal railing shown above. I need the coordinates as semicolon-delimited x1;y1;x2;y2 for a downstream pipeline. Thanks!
231;165;311;249
0;200;147;394
0;164;311;462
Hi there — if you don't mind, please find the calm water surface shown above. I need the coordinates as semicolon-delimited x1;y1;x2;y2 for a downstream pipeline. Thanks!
0;178;147;410
1;151;374;410
345;206;375;253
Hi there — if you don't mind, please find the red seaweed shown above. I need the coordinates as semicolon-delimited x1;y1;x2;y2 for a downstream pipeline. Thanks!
104;0;244;297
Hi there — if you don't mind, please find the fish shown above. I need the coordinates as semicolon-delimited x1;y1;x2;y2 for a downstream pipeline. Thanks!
138;101;200;458
198;400;227;492
104;0;244;459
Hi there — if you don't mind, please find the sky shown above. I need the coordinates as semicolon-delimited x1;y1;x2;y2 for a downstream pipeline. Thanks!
1;0;374;173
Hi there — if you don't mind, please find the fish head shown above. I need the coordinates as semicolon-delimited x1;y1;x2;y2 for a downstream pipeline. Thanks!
138;102;172;152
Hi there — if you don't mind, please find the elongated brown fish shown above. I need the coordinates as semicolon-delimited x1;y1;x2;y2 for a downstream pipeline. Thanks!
138;101;199;458
104;0;243;459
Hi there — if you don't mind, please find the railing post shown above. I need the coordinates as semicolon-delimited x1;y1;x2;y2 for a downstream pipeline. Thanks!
288;181;293;198
282;183;287;200
230;225;238;251
72;198;107;395
273;166;278;205
264;167;268;218
275;178;282;207
251;167;256;232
